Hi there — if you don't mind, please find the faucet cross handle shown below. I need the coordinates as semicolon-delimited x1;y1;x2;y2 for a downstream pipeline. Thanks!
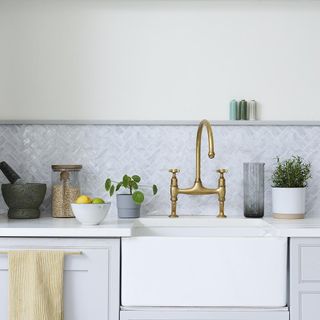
217;168;228;176
169;169;180;174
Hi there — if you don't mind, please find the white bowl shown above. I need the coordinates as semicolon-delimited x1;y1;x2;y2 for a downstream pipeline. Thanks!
71;203;111;225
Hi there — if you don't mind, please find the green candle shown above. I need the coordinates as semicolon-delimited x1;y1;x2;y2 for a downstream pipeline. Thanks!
239;100;248;120
229;99;238;120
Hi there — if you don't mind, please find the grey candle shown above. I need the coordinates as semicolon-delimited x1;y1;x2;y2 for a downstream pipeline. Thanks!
243;162;265;218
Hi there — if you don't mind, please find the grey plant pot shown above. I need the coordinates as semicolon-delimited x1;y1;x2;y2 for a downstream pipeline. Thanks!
116;194;141;219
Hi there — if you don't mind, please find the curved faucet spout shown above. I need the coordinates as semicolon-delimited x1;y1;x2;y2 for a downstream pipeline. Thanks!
195;119;215;183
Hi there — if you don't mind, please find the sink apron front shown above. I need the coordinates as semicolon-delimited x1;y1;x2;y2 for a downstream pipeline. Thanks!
121;237;287;307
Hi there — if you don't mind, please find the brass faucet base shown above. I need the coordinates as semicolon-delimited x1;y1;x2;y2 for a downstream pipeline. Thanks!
168;214;179;218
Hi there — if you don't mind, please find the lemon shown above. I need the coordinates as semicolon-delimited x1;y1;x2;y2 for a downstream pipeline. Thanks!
92;198;105;204
76;195;92;204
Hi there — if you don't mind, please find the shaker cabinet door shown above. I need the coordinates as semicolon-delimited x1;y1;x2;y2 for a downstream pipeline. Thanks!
0;238;120;320
290;238;320;320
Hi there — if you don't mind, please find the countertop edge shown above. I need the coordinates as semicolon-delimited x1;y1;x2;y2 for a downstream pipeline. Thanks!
0;216;319;238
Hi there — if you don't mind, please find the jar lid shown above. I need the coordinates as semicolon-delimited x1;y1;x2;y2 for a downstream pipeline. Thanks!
51;165;82;171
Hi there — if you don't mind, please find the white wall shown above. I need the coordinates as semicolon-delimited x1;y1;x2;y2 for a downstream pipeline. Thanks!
1;0;320;121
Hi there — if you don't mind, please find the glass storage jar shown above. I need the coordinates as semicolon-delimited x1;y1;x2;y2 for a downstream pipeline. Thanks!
51;165;82;218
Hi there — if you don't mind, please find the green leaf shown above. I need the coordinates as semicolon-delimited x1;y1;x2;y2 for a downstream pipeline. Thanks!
132;191;144;204
152;184;158;195
122;175;130;188
109;185;115;197
130;181;138;190
132;175;141;183
116;182;123;191
105;178;112;191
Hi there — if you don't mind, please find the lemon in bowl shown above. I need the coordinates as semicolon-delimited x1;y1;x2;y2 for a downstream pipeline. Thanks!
71;196;111;225
75;195;92;204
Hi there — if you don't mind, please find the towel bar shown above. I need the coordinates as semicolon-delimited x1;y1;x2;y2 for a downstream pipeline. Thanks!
0;251;82;255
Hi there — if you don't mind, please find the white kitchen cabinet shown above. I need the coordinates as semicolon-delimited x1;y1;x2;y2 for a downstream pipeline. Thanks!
0;238;120;320
290;238;320;320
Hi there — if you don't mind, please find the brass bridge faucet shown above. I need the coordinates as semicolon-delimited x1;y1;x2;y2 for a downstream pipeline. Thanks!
169;119;227;218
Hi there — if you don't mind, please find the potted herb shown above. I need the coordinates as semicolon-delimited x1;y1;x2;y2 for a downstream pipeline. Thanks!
105;174;158;218
271;156;311;219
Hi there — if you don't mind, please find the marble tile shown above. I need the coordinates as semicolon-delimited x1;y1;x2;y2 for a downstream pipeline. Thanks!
0;124;319;218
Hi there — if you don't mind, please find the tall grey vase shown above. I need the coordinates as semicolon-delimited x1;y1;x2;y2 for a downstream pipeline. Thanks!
243;163;265;218
116;194;141;219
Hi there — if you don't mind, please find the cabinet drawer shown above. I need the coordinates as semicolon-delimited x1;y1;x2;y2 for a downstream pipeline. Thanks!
299;244;320;282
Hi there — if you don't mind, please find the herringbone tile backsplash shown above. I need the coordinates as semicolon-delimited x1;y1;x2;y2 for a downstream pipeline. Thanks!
0;124;319;217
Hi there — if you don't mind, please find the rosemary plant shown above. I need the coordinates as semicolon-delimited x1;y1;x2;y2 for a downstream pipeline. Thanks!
271;156;311;188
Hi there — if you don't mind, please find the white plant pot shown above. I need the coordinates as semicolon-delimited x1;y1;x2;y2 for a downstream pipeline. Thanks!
272;187;306;219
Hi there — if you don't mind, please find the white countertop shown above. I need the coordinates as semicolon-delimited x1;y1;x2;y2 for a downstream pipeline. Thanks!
0;214;320;237
266;217;320;237
0;215;134;237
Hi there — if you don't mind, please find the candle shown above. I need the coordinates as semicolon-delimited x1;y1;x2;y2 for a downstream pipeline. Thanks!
229;99;238;120
239;100;248;120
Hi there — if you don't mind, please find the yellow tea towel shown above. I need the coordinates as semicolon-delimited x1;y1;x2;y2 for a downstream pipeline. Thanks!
9;250;64;320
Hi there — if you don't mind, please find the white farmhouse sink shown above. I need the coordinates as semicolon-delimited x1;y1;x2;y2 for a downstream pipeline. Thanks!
121;217;287;307
131;217;276;237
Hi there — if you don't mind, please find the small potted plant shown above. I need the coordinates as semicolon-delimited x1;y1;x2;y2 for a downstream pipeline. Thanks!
271;156;311;219
105;174;158;218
